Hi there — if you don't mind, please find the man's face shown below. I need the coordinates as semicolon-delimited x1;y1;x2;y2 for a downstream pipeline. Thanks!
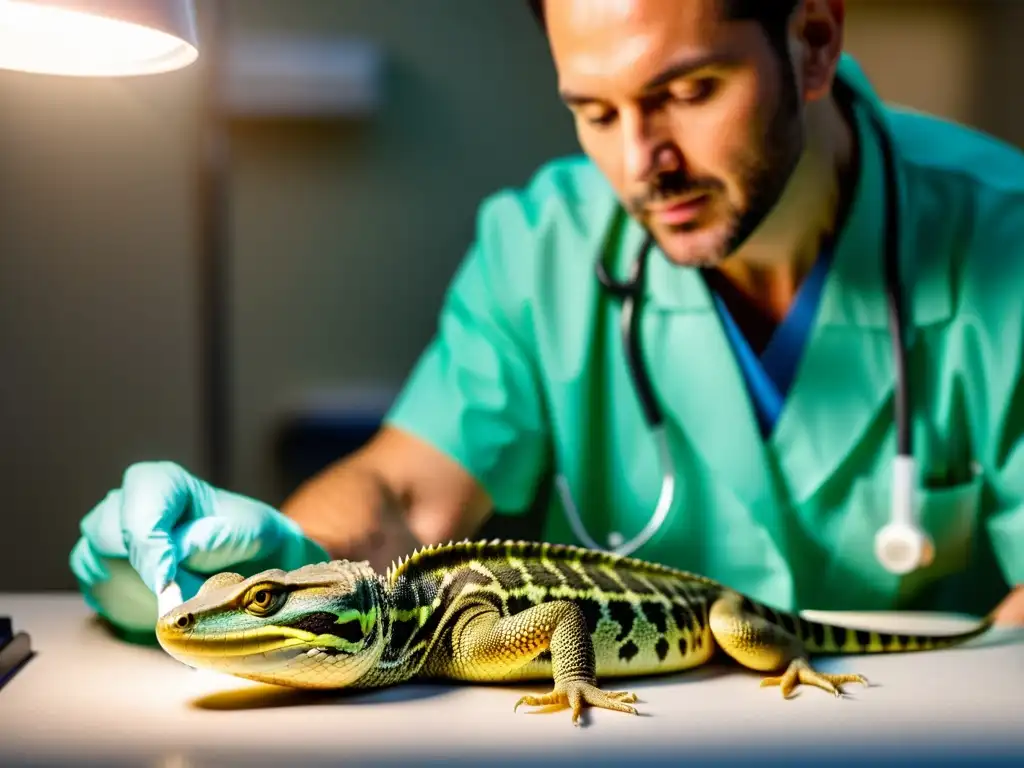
545;0;806;267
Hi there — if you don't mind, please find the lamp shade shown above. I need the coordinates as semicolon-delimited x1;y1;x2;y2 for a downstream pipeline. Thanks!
0;0;198;76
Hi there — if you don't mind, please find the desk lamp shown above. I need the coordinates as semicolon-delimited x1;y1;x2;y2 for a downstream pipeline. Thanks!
0;0;199;692
0;0;198;76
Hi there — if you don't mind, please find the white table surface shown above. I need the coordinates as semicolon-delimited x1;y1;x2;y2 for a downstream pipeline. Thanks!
1;593;1023;767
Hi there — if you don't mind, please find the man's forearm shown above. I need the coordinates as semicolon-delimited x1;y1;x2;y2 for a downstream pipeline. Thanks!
993;584;1024;626
280;458;423;573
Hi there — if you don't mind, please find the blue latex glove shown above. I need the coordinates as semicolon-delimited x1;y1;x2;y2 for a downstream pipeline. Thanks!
69;461;329;639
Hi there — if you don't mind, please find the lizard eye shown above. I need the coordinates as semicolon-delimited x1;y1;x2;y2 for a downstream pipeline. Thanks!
244;585;284;616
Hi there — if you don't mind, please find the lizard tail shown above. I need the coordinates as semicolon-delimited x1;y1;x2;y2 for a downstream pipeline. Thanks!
791;606;998;656
737;596;999;656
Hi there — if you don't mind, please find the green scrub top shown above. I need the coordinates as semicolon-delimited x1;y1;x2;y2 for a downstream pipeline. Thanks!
385;54;1024;616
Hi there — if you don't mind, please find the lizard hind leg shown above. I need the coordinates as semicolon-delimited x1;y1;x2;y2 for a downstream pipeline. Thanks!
708;592;868;699
447;600;638;726
758;658;868;699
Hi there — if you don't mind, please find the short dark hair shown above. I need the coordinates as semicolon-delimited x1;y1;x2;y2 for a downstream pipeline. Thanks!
526;0;800;54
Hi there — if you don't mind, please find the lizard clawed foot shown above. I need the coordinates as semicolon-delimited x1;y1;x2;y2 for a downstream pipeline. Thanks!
760;658;869;699
514;681;639;725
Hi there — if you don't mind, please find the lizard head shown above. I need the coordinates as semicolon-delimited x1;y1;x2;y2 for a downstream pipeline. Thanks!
156;559;386;689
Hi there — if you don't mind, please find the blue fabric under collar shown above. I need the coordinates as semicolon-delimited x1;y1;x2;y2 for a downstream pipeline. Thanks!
709;248;834;437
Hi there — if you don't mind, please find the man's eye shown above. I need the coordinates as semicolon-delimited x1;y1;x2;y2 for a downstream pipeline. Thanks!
673;78;717;104
583;109;616;127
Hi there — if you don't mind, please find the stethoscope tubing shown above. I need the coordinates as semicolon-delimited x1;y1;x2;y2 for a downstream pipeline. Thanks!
562;86;927;573
595;90;907;452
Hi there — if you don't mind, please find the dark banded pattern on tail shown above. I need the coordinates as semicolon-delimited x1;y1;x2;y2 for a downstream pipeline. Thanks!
738;597;996;655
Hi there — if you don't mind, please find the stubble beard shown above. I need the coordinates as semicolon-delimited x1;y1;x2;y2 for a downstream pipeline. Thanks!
648;62;806;269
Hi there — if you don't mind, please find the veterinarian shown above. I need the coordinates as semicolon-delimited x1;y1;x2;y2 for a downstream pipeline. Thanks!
71;0;1024;638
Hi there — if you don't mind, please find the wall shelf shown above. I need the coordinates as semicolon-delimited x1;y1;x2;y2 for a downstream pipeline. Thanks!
218;34;384;120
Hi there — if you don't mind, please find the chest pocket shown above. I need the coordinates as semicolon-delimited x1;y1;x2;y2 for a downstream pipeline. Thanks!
821;469;983;609
914;474;984;575
894;473;989;611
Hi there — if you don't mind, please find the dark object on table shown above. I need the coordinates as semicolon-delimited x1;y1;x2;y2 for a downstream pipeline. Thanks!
0;616;34;692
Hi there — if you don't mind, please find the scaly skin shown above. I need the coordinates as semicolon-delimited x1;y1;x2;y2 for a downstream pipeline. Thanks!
156;539;996;725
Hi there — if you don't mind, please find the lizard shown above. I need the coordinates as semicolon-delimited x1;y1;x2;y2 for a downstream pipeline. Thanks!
155;538;996;725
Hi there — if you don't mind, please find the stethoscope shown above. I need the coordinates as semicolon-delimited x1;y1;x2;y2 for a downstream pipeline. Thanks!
555;86;935;576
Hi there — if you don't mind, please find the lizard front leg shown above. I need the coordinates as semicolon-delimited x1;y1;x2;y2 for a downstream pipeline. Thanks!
708;591;868;698
444;600;638;725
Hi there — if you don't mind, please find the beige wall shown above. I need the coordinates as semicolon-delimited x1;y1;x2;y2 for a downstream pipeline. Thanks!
223;0;580;508
0;64;203;590
1;0;1020;591
844;0;982;123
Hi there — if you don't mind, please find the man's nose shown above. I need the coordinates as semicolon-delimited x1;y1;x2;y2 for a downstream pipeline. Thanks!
621;111;681;182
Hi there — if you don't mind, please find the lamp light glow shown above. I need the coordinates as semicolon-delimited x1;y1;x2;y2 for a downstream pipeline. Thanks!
0;0;198;76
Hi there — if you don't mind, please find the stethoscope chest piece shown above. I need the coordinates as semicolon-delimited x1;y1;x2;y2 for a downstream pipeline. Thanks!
567;88;943;577
874;520;936;575
872;455;936;574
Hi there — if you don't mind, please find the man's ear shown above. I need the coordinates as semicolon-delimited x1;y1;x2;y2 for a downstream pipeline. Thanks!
791;0;846;102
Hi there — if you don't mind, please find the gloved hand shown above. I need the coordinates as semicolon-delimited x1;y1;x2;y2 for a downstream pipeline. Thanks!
69;461;329;640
